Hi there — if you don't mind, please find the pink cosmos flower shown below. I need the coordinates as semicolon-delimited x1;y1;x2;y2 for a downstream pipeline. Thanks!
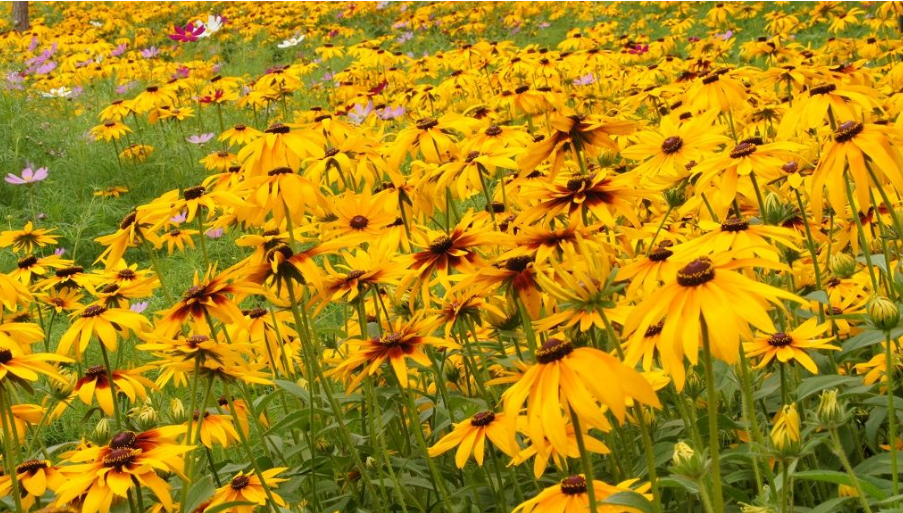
186;133;215;144
130;301;149;314
169;23;206;43
5;165;48;185
205;227;224;239
627;44;649;55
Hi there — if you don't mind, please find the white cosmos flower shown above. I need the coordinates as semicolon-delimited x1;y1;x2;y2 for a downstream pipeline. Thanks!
278;35;305;49
41;87;72;99
197;15;224;38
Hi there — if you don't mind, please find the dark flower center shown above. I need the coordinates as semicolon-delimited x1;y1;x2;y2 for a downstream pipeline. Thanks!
324;147;340;158
834;121;863;143
648;246;673;262
56;266;84;278
82;305;107;318
470;411;496;427
245;308;268;319
809;83;836;95
104;121;116;128
118;269;136;280
183;285;207;300
145;86;159;92
645;321;664;337
416;117;438;130
429;235;454;254
0;348;12;364
536;338;574;364
231;475;250;490
233;124;246;130
346;270;366;281
505;256;534;272
265;123;290;134
16;460;48;474
101;283;120;294
187;335;209;347
768;332;793;347
560;475;588;495
566;176;592;192
109;431;138;450
661;136;683;154
465;151;481;163
702;74;720;85
103;448;138;468
380;332;404;347
183;186;206;200
485;125;502;136
782;161;799;174
86;365;107;378
349;215;370;230
677;257;715;287
730;142;757;159
267;167;293;176
721;217;749;232
514;85;530;94
120;211;137;230
17;255;37;269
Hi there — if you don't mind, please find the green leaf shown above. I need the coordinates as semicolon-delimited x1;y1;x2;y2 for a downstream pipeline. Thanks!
810;497;852;513
797;375;864;401
184;475;215;513
202;502;257;513
274;379;310;403
599;491;655;513
659;476;699;493
792;470;887;500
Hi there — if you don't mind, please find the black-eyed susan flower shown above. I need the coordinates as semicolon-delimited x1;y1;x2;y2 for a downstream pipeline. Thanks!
428;411;517;467
0;222;59;254
744;318;839;373
207;468;289;513
331;315;457;391
57;304;150;357
625;254;805;390
512;474;651;513
501;337;660;456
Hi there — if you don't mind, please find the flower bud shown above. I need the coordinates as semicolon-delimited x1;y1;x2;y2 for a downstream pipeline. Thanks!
670;441;704;478
169;398;186;423
816;389;844;427
672;441;695;466
663;187;687;208
771;403;801;456
869;296;900;331
830;253;856;279
762;193;789;226
93;418;112;444
838;484;860;497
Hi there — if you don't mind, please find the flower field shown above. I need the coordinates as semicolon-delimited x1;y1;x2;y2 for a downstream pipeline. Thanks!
2;1;903;512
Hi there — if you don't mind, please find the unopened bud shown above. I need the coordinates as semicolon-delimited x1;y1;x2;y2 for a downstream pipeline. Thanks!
672;441;695;466
663;187;687;208
816;389;844;427
771;403;801;455
93;418;112;443
169;398;186;423
830;253;856;279
869;296;900;331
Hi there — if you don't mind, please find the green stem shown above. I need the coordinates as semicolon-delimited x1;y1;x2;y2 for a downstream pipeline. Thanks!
830;426;874;513
99;343;123;430
224;391;282;513
0;386;24;513
568;408;598;513
887;332;900;498
701;319;725;513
